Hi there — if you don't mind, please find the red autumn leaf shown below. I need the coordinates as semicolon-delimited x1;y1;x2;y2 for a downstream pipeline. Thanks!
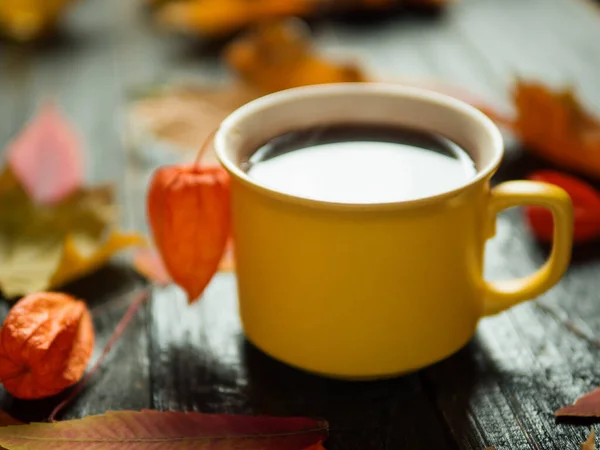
556;387;600;417
525;170;600;243
6;101;84;205
0;410;328;449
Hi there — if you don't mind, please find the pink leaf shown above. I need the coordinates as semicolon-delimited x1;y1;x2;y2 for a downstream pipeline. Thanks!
6;101;84;205
0;410;328;449
556;387;600;417
133;248;172;286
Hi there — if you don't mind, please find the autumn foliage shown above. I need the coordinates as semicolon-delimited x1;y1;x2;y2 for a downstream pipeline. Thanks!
0;292;94;400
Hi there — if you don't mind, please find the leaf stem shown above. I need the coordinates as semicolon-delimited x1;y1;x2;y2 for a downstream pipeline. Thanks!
194;129;218;167
48;287;151;422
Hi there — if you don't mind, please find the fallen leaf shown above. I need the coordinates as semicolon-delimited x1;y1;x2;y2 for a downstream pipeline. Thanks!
490;81;600;180
154;0;452;38
0;410;328;449
0;0;74;41
556;387;600;417
129;84;259;165
6;101;84;205
582;429;596;450
224;19;367;94
156;0;315;38
0;168;144;298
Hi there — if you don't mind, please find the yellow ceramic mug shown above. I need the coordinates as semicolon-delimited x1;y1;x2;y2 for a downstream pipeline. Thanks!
215;83;573;379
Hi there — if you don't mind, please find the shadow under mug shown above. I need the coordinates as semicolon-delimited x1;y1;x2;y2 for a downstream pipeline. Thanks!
215;83;574;379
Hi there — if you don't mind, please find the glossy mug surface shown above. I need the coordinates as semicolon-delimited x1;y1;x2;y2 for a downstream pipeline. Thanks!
215;83;574;379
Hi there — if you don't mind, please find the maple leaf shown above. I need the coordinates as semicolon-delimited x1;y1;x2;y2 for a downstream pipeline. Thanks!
0;168;144;298
0;410;328;449
224;19;367;94
487;81;600;180
0;0;75;41
555;387;600;417
6;101;84;205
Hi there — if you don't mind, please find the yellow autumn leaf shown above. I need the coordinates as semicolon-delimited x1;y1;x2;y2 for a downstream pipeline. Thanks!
0;168;145;298
0;0;74;41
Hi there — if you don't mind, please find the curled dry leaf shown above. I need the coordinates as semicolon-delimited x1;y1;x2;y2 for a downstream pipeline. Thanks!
147;164;231;303
556;387;600;417
6;101;84;205
0;0;74;41
0;168;145;297
224;19;367;94
0;292;94;400
489;81;600;180
0;410;328;450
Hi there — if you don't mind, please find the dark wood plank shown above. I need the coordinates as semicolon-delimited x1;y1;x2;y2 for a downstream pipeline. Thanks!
148;280;457;450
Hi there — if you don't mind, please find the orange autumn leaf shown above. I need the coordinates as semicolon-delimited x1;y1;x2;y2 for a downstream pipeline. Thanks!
0;0;74;41
492;81;600;180
147;164;231;303
224;19;367;94
0;411;23;427
0;292;94;400
156;0;315;38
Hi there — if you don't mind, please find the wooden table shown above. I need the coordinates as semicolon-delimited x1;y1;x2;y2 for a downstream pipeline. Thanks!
1;0;600;448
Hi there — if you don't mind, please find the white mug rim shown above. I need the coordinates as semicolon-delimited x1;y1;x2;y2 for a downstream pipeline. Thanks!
215;82;503;211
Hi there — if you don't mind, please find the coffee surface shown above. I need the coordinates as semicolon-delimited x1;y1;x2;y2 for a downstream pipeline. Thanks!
245;124;476;204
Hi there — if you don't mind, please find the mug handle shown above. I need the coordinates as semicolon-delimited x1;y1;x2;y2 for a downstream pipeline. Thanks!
483;180;574;316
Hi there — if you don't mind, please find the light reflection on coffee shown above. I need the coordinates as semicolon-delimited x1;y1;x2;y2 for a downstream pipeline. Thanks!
245;124;476;203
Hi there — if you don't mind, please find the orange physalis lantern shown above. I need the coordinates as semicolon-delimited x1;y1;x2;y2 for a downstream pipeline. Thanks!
0;292;94;399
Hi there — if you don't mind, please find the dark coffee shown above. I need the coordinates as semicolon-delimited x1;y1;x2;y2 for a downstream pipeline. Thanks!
245;124;476;203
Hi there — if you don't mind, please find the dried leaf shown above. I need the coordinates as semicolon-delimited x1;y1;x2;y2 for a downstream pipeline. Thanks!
224;19;367;94
6;102;84;205
129;84;259;164
147;165;231;303
0;410;328;449
0;168;145;298
156;0;315;38
556;388;600;417
583;429;596;450
0;0;74;41
496;81;600;180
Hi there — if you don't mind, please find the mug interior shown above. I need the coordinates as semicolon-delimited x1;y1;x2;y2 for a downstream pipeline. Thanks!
215;82;503;206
